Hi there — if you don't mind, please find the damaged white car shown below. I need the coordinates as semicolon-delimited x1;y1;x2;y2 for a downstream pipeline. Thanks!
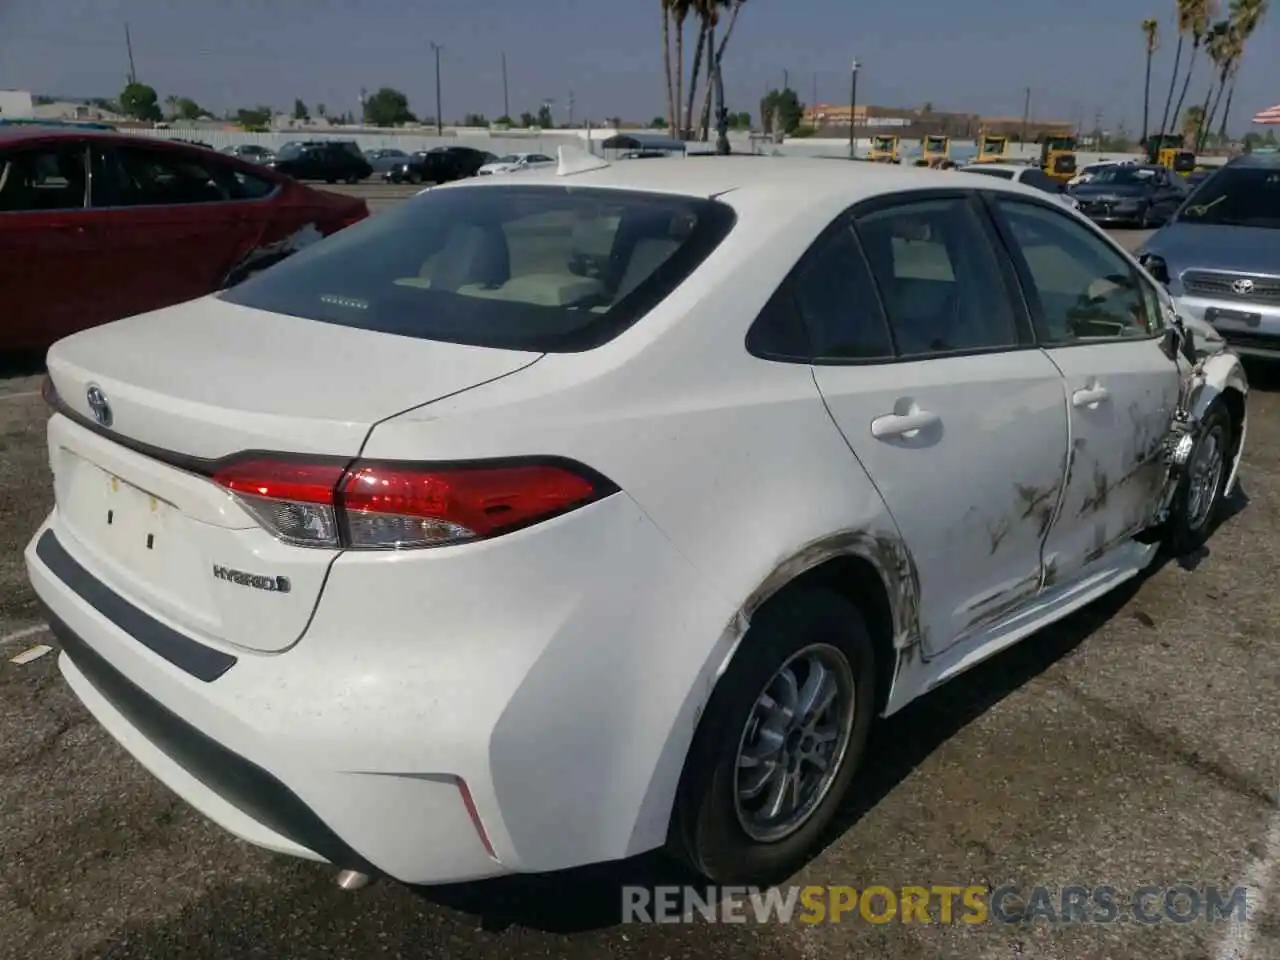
27;154;1247;892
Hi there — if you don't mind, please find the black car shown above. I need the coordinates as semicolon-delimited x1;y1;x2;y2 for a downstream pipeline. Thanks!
266;140;373;184
384;146;496;184
1069;164;1190;228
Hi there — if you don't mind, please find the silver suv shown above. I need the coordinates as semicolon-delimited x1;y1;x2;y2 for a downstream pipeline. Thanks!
1137;153;1280;358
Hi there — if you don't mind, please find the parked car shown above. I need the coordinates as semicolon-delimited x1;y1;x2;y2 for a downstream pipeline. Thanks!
384;146;496;184
1069;164;1190;228
1068;161;1119;187
1136;152;1280;358
476;152;556;176
0;127;368;351
363;148;410;175
221;143;276;164
27;157;1246;891
266;140;372;183
956;162;1081;210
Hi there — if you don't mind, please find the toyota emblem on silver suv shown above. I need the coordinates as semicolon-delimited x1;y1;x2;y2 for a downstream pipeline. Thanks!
86;384;112;428
1232;278;1256;296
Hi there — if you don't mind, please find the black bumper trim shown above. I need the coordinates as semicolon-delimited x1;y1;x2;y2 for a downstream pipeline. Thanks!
35;529;237;682
41;603;377;875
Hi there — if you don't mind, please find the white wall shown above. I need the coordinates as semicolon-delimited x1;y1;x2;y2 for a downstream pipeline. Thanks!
0;90;35;119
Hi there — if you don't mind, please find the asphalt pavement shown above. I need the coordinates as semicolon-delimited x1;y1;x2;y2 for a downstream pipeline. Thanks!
1;207;1276;960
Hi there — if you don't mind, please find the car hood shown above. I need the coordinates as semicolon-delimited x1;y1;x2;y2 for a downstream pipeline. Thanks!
1072;183;1148;198
1144;222;1280;274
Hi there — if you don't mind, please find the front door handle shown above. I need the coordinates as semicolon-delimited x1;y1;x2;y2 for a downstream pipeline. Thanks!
871;410;941;439
1072;385;1110;408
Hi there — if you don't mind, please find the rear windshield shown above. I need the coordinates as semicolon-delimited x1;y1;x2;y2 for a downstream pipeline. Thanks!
962;167;1014;180
1176;165;1280;228
218;184;736;352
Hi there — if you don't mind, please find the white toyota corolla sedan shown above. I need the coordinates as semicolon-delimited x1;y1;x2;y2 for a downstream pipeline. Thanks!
27;149;1248;890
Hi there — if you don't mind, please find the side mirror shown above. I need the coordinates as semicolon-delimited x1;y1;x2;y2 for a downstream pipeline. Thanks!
1138;253;1170;285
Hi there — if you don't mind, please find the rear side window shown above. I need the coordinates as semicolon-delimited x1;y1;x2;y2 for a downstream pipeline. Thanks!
0;142;88;211
218;185;736;352
854;197;1020;356
793;226;894;360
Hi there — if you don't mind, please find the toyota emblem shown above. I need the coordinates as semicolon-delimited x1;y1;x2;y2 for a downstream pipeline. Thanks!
85;384;112;428
1232;277;1256;296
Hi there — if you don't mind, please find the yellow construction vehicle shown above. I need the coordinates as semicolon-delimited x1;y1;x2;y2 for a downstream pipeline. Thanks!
973;131;1008;163
1144;133;1197;176
922;134;950;165
869;134;901;163
1039;135;1078;183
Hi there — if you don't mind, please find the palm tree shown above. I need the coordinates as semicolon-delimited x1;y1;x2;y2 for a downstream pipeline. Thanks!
1216;0;1269;137
696;0;747;139
1181;103;1206;143
1197;19;1237;148
671;0;693;137
1157;0;1192;138
683;0;714;137
1141;18;1160;143
661;0;677;133
1169;0;1216;142
164;94;179;121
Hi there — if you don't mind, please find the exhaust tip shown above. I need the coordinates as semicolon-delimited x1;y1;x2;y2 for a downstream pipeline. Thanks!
336;869;373;891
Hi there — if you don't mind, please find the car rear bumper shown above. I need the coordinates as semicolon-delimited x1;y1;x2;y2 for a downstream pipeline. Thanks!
26;490;729;884
1173;293;1280;358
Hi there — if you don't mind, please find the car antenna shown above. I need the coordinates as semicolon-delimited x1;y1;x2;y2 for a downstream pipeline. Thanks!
557;144;611;177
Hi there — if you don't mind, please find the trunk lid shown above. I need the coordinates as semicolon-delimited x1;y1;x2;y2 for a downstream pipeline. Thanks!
45;296;540;653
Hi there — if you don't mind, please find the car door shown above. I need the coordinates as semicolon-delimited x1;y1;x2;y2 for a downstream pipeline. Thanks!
985;194;1182;583
808;191;1071;655
88;141;253;317
0;139;112;348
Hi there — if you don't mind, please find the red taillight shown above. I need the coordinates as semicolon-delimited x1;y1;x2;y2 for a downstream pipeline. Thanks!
211;456;615;550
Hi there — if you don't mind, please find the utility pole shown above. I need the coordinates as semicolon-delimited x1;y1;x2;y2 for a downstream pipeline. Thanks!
430;41;444;135
124;22;137;85
812;72;818;109
848;58;860;158
783;69;789;92
1021;86;1031;144
501;52;510;120
568;90;575;127
1094;108;1103;146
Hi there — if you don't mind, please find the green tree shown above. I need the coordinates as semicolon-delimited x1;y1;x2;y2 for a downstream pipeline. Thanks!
1167;0;1214;141
536;103;553;127
463;112;488;126
363;87;416;127
316;103;327;118
651;115;669;128
518;111;537;127
759;87;803;136
119;82;162;122
293;98;310;121
495;114;513;125
235;106;273;129
729;110;751;128
175;97;204;121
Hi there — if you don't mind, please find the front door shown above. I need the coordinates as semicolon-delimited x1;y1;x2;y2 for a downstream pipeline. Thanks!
986;195;1183;584
808;192;1071;655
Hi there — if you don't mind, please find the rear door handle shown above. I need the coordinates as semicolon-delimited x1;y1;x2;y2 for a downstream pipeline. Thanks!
1072;386;1110;408
871;410;941;439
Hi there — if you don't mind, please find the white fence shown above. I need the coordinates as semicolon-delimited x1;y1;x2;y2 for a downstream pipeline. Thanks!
126;125;1183;168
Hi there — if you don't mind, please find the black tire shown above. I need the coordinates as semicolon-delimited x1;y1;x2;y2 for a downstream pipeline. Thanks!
668;588;877;887
1163;399;1232;556
407;171;422;185
345;174;359;184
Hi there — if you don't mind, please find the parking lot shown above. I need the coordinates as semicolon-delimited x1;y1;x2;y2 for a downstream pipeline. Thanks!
2;187;1279;959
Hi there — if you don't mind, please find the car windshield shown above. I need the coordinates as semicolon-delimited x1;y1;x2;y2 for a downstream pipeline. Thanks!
218;185;736;352
1176;166;1280;227
1089;167;1156;185
961;167;1014;180
495;155;520;164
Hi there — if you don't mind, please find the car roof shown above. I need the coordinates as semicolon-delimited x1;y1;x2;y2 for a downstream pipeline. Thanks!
1227;152;1280;169
957;162;1023;173
440;153;1058;210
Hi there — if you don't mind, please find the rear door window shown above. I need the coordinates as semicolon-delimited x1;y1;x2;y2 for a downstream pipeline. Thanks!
93;145;247;206
218;184;737;352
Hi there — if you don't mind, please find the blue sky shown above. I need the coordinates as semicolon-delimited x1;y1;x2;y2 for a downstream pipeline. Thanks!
2;0;1277;132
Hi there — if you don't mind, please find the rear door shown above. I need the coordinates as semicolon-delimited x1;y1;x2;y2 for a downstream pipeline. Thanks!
809;191;1071;655
88;141;253;316
0;138;108;348
986;194;1182;582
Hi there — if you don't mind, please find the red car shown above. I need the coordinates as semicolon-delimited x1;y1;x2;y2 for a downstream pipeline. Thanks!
0;127;368;351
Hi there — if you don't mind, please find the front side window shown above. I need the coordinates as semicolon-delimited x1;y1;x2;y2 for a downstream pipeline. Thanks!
218;185;736;352
0;142;89;212
855;196;1020;356
993;197;1158;342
